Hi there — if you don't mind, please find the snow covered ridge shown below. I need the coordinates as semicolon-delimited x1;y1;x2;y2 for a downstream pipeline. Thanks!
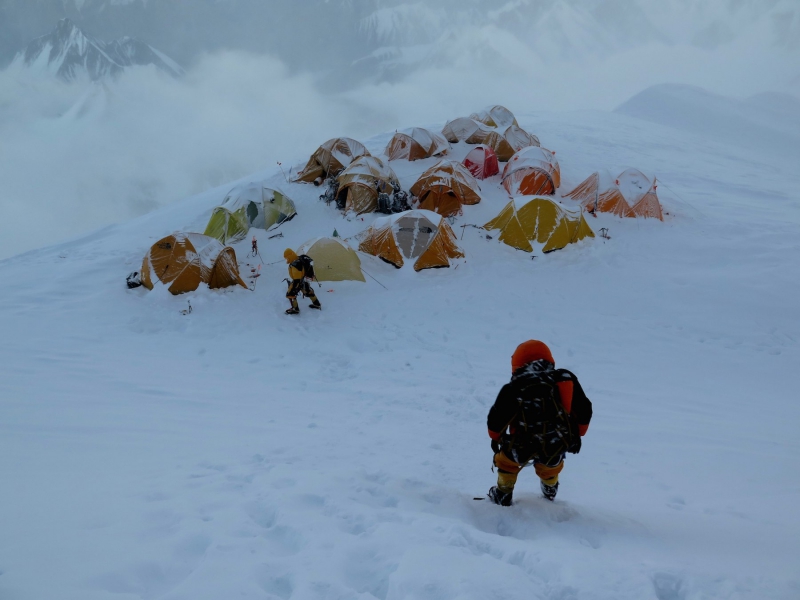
10;18;184;82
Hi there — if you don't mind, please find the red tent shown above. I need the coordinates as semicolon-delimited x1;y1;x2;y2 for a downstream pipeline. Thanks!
462;145;499;180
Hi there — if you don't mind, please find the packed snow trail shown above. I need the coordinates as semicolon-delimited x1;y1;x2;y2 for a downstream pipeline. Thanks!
1;98;799;599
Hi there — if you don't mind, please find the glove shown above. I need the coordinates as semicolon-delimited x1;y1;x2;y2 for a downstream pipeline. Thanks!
491;439;502;454
567;436;582;454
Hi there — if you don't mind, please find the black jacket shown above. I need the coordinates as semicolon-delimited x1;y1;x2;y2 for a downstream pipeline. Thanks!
487;359;592;464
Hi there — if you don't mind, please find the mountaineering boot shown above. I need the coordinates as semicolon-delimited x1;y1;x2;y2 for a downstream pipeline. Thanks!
487;486;513;507
286;296;299;315
309;302;321;310
540;480;559;501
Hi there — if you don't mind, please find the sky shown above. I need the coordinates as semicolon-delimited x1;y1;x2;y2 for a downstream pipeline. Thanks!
0;0;797;260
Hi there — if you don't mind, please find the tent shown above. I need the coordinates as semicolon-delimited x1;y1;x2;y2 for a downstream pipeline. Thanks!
617;168;663;219
463;145;499;179
409;160;481;217
562;170;629;217
357;209;464;270
470;105;518;129
141;233;247;295
297;237;366;282
501;147;561;196
563;168;663;220
483;197;595;253
385;127;450;161
442;118;539;161
336;156;399;215
204;183;297;244
295;137;371;184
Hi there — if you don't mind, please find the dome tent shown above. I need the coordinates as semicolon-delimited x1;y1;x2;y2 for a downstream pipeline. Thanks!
295;137;371;184
204;183;297;244
141;233;247;295
297;237;365;282
463;145;499;180
357;210;464;271
442;105;540;161
501;147;561;196
409;160;481;217
483;197;594;253
336;156;400;215
385;127;450;161
469;105;518;128
564;168;663;220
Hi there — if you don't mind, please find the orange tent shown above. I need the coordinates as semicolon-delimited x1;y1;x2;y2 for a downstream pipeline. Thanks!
442;118;540;161
470;105;518;128
501;147;560;196
410;160;481;217
357;210;464;271
295;137;370;184
463;145;499;179
618;168;663;219
336;156;399;215
141;233;247;295
385;127;450;161
563;168;663;220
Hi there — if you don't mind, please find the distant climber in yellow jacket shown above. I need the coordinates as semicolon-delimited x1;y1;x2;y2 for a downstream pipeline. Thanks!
283;248;321;315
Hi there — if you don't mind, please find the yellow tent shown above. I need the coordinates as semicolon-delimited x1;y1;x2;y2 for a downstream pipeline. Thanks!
295;137;371;184
336;156;399;215
483;197;594;253
141;233;247;295
297;237;365;282
357;209;464;271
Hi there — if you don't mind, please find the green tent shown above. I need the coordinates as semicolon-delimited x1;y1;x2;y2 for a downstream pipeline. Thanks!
204;183;297;243
204;205;250;244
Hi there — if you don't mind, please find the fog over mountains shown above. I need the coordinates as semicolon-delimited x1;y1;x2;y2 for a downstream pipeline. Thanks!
12;18;183;81
1;0;798;90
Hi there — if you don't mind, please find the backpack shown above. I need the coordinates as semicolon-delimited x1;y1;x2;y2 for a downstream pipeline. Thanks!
296;254;315;280
506;366;579;464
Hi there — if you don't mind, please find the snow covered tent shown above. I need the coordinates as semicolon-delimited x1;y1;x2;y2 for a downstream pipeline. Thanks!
563;168;663;220
470;105;518;128
140;233;247;295
563;170;629;217
483;197;595;253
297;237;365;282
295;137;371;184
384;127;450;161
617;168;663;220
441;118;539;162
336;156;399;215
204;183;297;244
463;145;499;179
409;160;481;217
502;147;561;196
357;210;464;271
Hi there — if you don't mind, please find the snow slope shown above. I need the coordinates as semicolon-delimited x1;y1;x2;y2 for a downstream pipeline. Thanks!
0;96;799;599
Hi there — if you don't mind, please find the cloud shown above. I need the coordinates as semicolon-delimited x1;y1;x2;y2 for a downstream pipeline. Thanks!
0;52;367;259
